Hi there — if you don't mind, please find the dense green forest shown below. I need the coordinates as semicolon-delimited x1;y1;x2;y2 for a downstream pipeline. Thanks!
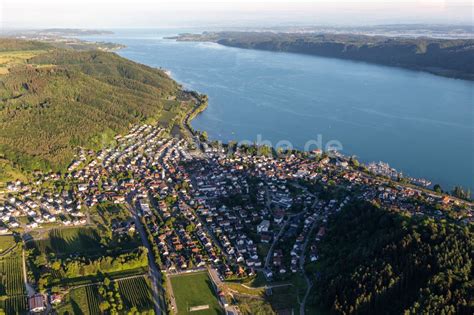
311;201;473;314
175;32;474;80
0;39;186;175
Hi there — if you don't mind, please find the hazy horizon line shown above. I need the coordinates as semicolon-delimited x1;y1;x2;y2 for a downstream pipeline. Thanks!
2;22;473;31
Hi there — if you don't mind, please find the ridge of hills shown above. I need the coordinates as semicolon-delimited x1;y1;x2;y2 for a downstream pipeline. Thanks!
0;39;189;180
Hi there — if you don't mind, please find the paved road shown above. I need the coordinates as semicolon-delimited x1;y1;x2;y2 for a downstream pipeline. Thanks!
264;217;289;270
207;267;242;315
263;186;280;270
22;248;36;297
186;199;233;263
299;198;321;315
163;273;178;314
264;209;307;270
127;198;164;315
298;222;317;315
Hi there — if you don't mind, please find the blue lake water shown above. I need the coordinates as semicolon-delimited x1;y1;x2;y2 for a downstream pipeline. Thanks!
85;29;474;192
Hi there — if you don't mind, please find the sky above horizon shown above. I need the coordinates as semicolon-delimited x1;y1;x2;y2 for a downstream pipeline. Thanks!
1;0;472;29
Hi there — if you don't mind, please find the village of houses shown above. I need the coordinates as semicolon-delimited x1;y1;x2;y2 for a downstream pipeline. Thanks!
0;121;472;314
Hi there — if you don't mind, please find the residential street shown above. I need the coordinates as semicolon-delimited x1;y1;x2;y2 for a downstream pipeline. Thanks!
127;199;164;315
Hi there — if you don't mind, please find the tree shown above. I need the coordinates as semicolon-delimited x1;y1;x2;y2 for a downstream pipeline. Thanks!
51;286;61;293
433;184;442;193
51;260;61;271
312;201;473;315
103;277;111;287
99;301;111;312
186;223;195;233
452;186;471;200
350;157;359;168
200;131;208;142
37;276;49;291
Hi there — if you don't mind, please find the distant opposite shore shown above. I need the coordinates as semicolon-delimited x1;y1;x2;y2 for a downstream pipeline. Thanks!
171;31;474;81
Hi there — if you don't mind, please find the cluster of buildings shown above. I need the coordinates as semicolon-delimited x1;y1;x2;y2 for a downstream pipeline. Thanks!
367;161;431;187
1;121;472;286
0;180;86;231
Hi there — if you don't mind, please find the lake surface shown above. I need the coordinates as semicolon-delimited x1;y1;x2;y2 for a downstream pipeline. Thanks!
85;29;474;192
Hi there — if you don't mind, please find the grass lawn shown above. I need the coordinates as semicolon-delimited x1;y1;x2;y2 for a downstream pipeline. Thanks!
170;271;223;315
223;271;269;298
158;110;179;128
96;202;124;214
235;296;275;315
163;100;180;111
267;273;307;313
225;282;264;297
224;271;268;296
243;271;267;288
30;227;103;256
0;235;15;254
0;159;28;184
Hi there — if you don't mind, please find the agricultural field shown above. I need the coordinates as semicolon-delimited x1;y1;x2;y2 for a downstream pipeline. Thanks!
55;285;100;315
170;272;223;315
0;295;28;315
26;216;148;291
0;247;27;315
51;267;148;288
28;227;103;256
118;276;154;312
0;250;24;296
55;277;154;314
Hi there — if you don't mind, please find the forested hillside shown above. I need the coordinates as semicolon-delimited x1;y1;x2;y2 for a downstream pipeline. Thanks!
175;32;474;80
311;201;473;314
0;39;185;176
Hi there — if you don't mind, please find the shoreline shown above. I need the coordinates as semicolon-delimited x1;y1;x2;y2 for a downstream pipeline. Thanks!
171;32;474;81
179;91;209;138
178;90;471;201
8;33;463;200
